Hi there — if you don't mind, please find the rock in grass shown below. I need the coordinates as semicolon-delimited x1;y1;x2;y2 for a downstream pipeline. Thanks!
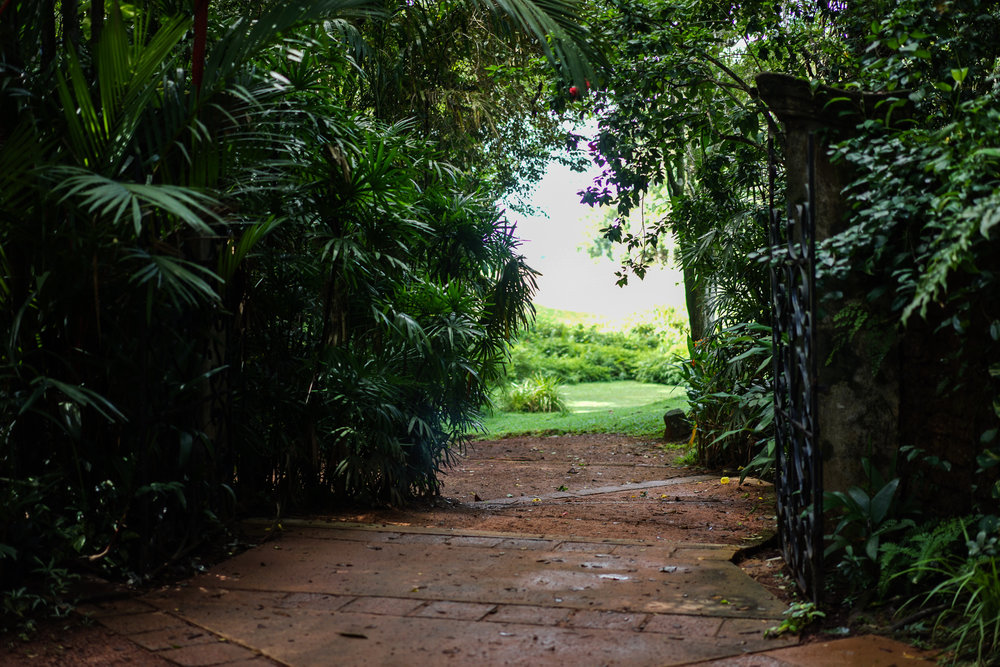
663;409;691;441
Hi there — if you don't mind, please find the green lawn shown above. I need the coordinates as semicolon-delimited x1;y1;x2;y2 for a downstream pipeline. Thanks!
478;381;688;439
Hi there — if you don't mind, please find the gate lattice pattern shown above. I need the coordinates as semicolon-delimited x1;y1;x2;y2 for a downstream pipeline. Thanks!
769;135;823;602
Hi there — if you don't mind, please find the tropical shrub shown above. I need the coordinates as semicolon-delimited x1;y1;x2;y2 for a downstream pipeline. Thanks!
0;0;598;623
0;476;80;635
880;515;1000;665
506;307;689;385
679;324;773;470
500;375;567;413
823;461;916;594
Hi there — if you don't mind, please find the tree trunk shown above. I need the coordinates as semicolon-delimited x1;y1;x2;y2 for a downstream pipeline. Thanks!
41;0;56;69
191;0;209;92
90;0;103;50
683;264;707;342
62;0;80;50
0;1;21;143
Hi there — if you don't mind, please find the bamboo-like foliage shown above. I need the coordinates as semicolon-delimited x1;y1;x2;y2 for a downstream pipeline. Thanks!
0;0;593;614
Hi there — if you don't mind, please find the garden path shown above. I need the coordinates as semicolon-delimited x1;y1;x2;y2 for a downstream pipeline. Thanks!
4;435;938;665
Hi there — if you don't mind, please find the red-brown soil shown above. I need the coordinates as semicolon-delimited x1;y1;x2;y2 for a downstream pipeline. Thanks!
0;623;174;666
328;434;778;547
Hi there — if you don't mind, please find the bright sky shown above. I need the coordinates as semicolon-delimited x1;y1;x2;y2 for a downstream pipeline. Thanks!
509;161;687;323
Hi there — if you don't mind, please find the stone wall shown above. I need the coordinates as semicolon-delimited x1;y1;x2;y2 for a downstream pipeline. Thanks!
757;73;998;511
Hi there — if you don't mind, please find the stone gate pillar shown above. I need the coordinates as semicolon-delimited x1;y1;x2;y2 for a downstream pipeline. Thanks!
756;73;903;494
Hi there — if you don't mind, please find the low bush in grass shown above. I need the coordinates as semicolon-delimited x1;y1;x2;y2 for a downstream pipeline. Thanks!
500;375;566;413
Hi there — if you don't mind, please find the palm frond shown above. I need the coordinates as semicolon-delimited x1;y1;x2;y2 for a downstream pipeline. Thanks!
52;168;219;237
217;217;283;281
55;8;191;174
0;119;50;214
21;376;127;424
126;249;222;311
201;0;381;95
467;0;601;84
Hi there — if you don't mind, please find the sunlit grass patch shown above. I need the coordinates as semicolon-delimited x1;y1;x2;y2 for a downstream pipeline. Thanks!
477;381;687;439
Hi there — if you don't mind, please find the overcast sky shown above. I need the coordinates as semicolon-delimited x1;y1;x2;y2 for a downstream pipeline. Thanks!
509;161;686;322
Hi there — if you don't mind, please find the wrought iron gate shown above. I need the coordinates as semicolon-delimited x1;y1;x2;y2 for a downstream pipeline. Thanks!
769;135;823;602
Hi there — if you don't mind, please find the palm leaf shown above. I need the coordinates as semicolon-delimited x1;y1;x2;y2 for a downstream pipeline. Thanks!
126;249;222;311
55;48;104;167
217;216;283;281
200;0;380;96
52;167;220;237
0;118;50;214
96;2;131;136
21;376;126;424
55;7;192;174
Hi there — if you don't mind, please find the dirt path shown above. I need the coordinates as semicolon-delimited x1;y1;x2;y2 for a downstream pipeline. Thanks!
327;434;778;547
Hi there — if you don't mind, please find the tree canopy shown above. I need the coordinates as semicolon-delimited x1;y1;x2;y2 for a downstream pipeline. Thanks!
577;0;1000;335
577;0;1000;480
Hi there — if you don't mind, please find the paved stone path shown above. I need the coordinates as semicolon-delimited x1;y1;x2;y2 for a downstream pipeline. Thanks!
78;516;939;665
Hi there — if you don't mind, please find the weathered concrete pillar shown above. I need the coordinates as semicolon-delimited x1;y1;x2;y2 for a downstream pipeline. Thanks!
756;73;903;494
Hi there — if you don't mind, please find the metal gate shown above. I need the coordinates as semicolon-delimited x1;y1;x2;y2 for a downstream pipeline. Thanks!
768;135;823;602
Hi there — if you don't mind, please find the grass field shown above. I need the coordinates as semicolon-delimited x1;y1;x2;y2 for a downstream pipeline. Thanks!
478;381;688;439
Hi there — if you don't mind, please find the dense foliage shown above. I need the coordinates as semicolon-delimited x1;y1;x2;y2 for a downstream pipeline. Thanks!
0;0;598;626
570;0;813;470
817;3;1000;657
506;306;688;385
5;0;1000;656
579;0;1000;656
679;324;773;473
